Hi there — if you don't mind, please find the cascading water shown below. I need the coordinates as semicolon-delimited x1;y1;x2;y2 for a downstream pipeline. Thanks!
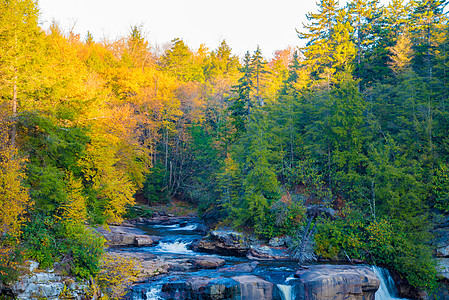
277;284;293;300
153;239;196;255
276;275;296;300
143;286;163;300
373;266;408;300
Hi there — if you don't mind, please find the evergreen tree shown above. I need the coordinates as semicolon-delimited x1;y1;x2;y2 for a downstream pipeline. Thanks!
347;0;381;88
162;38;204;82
229;52;254;135
299;0;356;86
251;46;269;106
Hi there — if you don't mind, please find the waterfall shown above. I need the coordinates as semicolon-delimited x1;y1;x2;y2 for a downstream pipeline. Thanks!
277;284;293;300
372;266;408;300
277;275;295;300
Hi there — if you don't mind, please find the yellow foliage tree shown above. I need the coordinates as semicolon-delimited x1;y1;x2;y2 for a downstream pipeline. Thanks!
0;146;31;244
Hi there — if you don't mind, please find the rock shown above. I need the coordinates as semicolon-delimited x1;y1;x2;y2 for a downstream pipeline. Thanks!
159;276;211;299
134;235;153;246
432;227;449;257
97;225;160;247
194;223;208;235
197;230;250;256
294;264;380;300
145;215;198;226
148;235;163;244
193;256;226;269
219;262;259;273
268;236;294;247
204;277;240;299
26;261;39;273
167;261;194;271
269;237;285;247
247;245;290;260
10;270;88;300
147;275;274;300
106;250;168;278
232;275;274;300
437;258;449;280
390;269;427;299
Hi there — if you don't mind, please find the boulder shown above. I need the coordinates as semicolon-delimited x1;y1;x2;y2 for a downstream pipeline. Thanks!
97;225;160;247
134;235;153;246
232;275;274;300
197;230;250;256
193;256;226;269
268;237;286;247
219;262;259;273
294;265;380;300
268;236;294;247
157;276;240;300
433;227;449;257
155;275;275;300
247;245;290;260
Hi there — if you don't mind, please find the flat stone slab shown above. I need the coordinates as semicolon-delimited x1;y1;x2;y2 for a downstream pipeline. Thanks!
295;265;380;300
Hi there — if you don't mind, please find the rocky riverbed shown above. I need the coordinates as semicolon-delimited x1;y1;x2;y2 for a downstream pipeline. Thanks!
109;214;382;300
8;210;444;299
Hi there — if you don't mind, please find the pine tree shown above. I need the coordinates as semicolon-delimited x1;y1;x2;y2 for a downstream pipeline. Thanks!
229;52;254;135
347;0;381;89
251;46;268;106
299;0;355;85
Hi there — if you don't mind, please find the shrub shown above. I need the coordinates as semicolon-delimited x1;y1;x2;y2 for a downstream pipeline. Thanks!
22;213;104;279
314;207;438;290
0;247;24;284
95;253;140;299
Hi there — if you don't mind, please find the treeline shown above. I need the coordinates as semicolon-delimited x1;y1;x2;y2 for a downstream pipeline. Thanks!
0;0;448;292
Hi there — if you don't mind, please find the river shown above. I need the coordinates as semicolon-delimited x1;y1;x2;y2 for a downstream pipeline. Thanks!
123;219;406;300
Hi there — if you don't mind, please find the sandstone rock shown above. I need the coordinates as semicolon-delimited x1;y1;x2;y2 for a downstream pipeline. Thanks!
294;265;380;300
97;225;160;247
197;230;250;256
232;275;274;300
10;270;88;300
155;275;274;300
193;256;226;269
247;245;290;260
134;235;153;246
148;235;163;244
219;262;259;273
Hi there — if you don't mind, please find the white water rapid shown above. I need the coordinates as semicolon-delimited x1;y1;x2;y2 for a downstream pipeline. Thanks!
277;275;296;300
373;266;408;300
143;286;163;300
153;240;196;255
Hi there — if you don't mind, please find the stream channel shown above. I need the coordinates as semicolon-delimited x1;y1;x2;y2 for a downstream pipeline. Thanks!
123;219;406;300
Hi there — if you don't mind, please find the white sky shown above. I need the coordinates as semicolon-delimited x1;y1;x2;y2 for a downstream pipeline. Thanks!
38;0;389;58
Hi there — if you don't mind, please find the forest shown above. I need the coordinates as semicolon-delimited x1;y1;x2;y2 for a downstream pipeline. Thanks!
0;0;448;295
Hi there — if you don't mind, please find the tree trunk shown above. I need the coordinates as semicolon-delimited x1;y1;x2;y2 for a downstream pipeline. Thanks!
11;79;17;148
